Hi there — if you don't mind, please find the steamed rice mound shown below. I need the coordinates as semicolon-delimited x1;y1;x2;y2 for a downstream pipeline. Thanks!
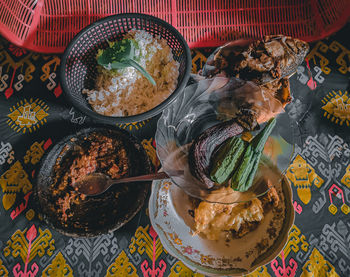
83;30;180;116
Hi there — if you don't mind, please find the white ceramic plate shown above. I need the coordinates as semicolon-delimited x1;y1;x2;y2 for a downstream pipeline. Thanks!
149;173;294;277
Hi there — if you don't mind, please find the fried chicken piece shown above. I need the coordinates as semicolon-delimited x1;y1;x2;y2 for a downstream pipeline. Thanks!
202;35;309;85
192;178;281;241
193;187;264;240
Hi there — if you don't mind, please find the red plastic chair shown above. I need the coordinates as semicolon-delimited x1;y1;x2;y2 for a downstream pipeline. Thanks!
1;0;350;53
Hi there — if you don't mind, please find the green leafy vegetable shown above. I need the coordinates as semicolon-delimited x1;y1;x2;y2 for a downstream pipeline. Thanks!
97;39;156;86
230;118;276;191
210;137;247;184
208;117;276;191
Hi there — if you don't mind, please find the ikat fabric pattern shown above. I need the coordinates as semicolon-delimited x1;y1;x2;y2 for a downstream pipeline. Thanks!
0;23;350;276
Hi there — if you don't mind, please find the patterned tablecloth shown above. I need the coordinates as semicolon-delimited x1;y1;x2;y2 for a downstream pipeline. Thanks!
0;23;349;277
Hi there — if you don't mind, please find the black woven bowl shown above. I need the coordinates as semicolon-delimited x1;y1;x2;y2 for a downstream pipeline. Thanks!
60;13;192;124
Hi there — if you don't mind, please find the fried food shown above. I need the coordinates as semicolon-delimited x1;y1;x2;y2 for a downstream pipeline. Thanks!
192;178;281;241
202;35;309;85
201;35;308;113
193;190;264;240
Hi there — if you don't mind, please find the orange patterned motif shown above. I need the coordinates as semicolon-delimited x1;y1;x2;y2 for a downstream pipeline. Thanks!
117;120;150;131
0;161;32;210
341;164;350;188
129;225;163;261
341;203;350;214
3;227;55;263
42;252;73;277
286;155;324;204
301;248;339;277
7;98;49;134
0;258;9;277
0;49;39;82
246;265;271;277
24;141;45;165
306;41;331;74
40;56;60;82
40;56;61;93
169;260;204;277
25;209;35;221
329;41;350;75
191;49;207;73
322;90;350;127
141;138;160;170
283;225;309;258
329;204;338;215
106;250;138;277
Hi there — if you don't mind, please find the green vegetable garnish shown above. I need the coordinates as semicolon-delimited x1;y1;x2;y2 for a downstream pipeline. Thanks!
230;118;276;191
209;118;277;192
210;137;246;184
97;39;156;86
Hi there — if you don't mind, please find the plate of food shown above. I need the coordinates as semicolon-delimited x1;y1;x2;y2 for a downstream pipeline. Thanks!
151;35;309;274
60;13;192;124
149;161;294;276
34;126;152;237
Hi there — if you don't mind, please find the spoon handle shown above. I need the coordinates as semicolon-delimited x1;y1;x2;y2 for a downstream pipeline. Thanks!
112;171;171;184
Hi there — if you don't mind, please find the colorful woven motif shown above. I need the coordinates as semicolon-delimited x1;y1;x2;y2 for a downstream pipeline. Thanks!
0;24;350;276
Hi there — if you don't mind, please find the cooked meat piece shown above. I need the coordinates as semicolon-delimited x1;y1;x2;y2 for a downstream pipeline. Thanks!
231;221;260;238
260;179;280;208
266;180;280;208
202;35;309;85
193;192;264;240
192;178;281;241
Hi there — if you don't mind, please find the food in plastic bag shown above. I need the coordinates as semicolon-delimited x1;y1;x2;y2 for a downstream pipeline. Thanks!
200;35;309;84
188;36;309;188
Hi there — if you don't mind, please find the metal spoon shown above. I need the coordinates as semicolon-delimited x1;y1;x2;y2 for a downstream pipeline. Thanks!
73;171;172;197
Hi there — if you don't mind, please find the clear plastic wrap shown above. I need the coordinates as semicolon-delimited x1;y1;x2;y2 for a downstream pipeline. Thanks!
155;76;294;204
